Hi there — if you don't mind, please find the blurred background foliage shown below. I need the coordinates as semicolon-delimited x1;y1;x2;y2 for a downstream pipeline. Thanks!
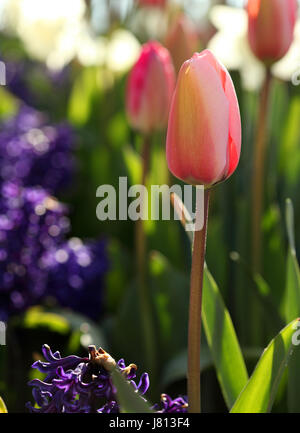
0;0;300;413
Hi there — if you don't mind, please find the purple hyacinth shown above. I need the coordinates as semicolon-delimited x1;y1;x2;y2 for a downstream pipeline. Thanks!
27;345;150;413
0;105;74;194
153;394;188;413
27;345;188;413
0;182;68;321
0;182;108;321
42;238;109;320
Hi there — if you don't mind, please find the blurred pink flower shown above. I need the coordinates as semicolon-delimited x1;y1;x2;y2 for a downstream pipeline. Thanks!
165;13;199;74
247;0;298;64
126;41;175;134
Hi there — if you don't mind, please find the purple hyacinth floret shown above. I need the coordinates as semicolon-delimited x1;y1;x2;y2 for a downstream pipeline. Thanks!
0;182;68;321
152;393;188;413
27;345;150;413
27;345;188;413
0;105;74;194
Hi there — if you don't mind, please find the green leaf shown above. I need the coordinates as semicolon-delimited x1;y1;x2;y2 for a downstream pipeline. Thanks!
106;239;132;313
122;145;142;186
285;199;300;323
279;96;300;189
284;199;300;412
21;306;70;334
111;367;154;413
230;252;283;330
162;346;262;389
261;205;286;311
54;309;107;350
113;251;190;371
149;251;189;365
0;87;18;120
202;266;249;409
20;307;106;351
231;319;300;413
68;67;99;125
0;395;7;413
161;345;212;388
285;198;296;252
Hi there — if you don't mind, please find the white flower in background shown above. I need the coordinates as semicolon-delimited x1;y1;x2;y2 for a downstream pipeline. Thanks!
129;6;168;41
72;27;141;74
272;20;300;83
208;5;264;91
76;27;107;67
1;0;141;74
2;0;86;69
105;29;141;74
208;5;300;90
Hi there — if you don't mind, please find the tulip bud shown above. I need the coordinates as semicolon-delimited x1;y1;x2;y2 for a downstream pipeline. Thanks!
247;0;298;65
126;41;176;134
166;50;241;187
165;14;199;74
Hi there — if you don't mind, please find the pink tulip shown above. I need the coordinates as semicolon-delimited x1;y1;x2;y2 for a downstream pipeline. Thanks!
166;50;241;186
165;14;199;74
126;41;176;134
247;0;298;64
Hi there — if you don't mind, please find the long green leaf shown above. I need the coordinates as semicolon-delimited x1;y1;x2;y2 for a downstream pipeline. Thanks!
111;368;154;413
285;199;300;321
162;346;261;389
231;319;300;413
162;345;212;388
284;199;300;412
0;396;7;413
21;306;70;334
202;265;249;409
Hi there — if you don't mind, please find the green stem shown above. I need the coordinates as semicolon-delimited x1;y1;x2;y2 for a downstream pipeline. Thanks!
135;136;156;381
251;68;272;273
188;188;210;413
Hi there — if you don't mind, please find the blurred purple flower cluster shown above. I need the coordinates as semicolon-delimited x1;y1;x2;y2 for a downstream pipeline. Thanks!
0;182;108;321
27;345;188;413
0;106;108;321
0;182;67;320
0;106;74;194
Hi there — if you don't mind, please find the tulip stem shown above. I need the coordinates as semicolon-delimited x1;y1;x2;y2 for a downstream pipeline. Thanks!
136;135;156;382
251;68;272;273
188;188;210;413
